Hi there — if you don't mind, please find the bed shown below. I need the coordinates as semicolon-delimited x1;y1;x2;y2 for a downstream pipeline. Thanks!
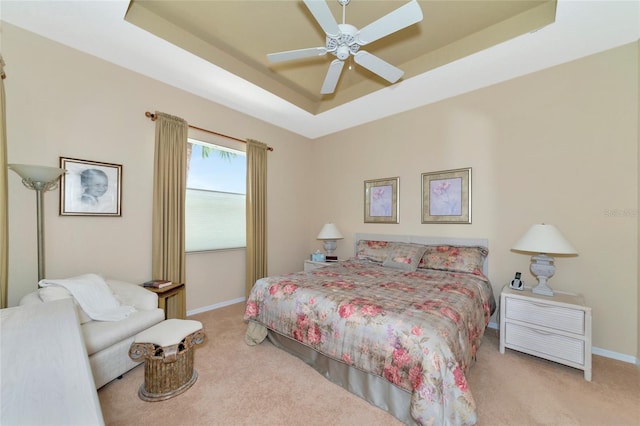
244;234;496;426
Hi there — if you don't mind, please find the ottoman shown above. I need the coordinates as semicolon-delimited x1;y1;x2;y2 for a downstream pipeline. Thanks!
128;319;205;401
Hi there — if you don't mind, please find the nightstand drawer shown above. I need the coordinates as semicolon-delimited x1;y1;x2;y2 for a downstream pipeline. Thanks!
505;323;585;364
505;297;585;335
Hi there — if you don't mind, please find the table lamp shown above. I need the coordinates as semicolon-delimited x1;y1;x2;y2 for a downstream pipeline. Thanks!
511;223;578;296
317;223;343;260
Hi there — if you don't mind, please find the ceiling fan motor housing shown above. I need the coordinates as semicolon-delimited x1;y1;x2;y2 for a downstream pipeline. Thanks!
326;24;359;60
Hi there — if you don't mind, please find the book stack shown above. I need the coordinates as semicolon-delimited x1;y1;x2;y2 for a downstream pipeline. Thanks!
143;280;172;289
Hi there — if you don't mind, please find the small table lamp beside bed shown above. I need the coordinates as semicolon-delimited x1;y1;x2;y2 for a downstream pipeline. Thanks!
244;234;495;426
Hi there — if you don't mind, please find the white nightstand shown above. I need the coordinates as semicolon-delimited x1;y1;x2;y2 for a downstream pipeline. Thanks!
500;285;592;381
304;260;335;272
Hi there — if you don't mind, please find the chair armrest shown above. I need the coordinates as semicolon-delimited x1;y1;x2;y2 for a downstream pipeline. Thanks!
107;279;158;311
19;292;43;306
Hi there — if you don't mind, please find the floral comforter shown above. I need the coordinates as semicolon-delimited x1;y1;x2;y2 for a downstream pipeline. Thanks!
244;259;495;425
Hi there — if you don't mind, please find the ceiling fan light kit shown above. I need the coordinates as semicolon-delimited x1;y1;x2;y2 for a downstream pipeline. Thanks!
267;0;423;95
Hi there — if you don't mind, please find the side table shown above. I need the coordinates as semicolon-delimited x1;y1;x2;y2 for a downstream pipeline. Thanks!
304;260;339;272
145;282;186;319
500;285;592;380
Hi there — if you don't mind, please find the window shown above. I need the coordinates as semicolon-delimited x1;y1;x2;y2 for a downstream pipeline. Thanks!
185;138;246;252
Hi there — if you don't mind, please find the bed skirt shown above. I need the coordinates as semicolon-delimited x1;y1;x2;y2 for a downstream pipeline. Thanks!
266;328;418;426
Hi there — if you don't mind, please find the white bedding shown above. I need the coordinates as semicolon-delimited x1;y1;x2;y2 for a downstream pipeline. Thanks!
39;273;135;321
1;299;104;425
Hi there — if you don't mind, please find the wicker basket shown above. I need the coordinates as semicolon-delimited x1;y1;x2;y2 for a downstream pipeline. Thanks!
129;328;206;401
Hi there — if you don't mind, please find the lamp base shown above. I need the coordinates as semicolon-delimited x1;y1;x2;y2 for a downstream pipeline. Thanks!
531;282;554;296
530;254;556;297
322;240;337;256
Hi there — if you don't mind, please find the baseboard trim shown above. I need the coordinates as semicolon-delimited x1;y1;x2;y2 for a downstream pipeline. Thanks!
488;321;637;365
592;347;638;364
187;297;245;316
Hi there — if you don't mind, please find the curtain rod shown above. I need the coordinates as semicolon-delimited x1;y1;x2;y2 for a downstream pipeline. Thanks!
145;111;273;151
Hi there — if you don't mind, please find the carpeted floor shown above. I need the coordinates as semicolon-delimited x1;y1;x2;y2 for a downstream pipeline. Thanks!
98;303;640;426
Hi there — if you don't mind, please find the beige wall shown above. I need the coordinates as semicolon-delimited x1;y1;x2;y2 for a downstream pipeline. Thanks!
4;23;313;310
308;42;639;358
3;23;639;359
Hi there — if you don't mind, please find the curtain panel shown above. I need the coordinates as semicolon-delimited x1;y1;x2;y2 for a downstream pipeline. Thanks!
152;112;188;285
245;139;268;297
0;55;8;308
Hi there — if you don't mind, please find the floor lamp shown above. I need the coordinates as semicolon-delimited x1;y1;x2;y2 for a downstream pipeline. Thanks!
8;164;66;281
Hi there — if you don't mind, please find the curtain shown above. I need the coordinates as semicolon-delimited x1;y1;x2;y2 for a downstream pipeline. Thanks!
245;139;268;297
151;112;188;285
0;55;8;308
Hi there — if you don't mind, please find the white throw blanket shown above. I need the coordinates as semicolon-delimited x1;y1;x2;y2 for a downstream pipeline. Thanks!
39;273;136;321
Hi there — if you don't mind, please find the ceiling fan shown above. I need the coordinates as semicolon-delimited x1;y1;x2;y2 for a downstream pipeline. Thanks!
267;0;423;95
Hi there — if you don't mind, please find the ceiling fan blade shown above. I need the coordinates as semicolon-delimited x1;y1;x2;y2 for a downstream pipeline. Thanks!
320;59;345;94
356;0;423;46
267;47;327;63
354;51;404;83
303;0;340;38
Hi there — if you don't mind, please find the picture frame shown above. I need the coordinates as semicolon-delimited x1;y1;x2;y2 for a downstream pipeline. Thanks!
364;177;399;224
59;157;122;216
421;167;471;224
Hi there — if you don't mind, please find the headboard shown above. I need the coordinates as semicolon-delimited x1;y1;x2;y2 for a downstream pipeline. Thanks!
354;233;489;276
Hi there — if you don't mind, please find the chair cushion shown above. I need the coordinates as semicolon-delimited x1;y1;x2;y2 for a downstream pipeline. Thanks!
134;319;203;347
82;309;164;356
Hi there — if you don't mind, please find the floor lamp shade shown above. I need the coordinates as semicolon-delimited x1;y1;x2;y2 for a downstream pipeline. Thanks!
9;164;66;188
9;164;66;282
512;223;578;296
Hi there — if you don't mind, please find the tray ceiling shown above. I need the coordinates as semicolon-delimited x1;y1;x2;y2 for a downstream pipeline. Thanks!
125;0;557;115
3;1;638;139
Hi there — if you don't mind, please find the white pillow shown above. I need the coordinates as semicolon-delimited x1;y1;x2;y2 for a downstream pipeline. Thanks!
39;286;92;324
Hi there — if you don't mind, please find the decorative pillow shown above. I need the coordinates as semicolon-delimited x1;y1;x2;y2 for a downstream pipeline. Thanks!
355;240;392;263
382;242;428;272
418;245;488;274
39;285;93;324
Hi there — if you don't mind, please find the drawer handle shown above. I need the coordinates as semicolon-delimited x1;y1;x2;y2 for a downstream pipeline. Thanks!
529;301;557;309
530;328;554;336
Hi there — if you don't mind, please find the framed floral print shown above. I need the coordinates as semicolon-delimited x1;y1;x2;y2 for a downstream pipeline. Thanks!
364;177;399;224
422;167;471;224
59;157;122;216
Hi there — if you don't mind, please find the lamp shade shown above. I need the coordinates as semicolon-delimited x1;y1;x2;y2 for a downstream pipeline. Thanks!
512;224;577;255
8;164;65;183
317;223;343;240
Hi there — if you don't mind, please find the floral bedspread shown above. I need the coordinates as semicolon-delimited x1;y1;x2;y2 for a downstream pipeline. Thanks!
244;259;495;426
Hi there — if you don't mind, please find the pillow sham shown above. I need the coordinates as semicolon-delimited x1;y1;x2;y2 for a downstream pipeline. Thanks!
418;245;488;274
382;242;428;272
355;240;392;263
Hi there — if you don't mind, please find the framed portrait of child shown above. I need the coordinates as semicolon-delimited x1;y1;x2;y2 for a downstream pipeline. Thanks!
59;157;122;216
